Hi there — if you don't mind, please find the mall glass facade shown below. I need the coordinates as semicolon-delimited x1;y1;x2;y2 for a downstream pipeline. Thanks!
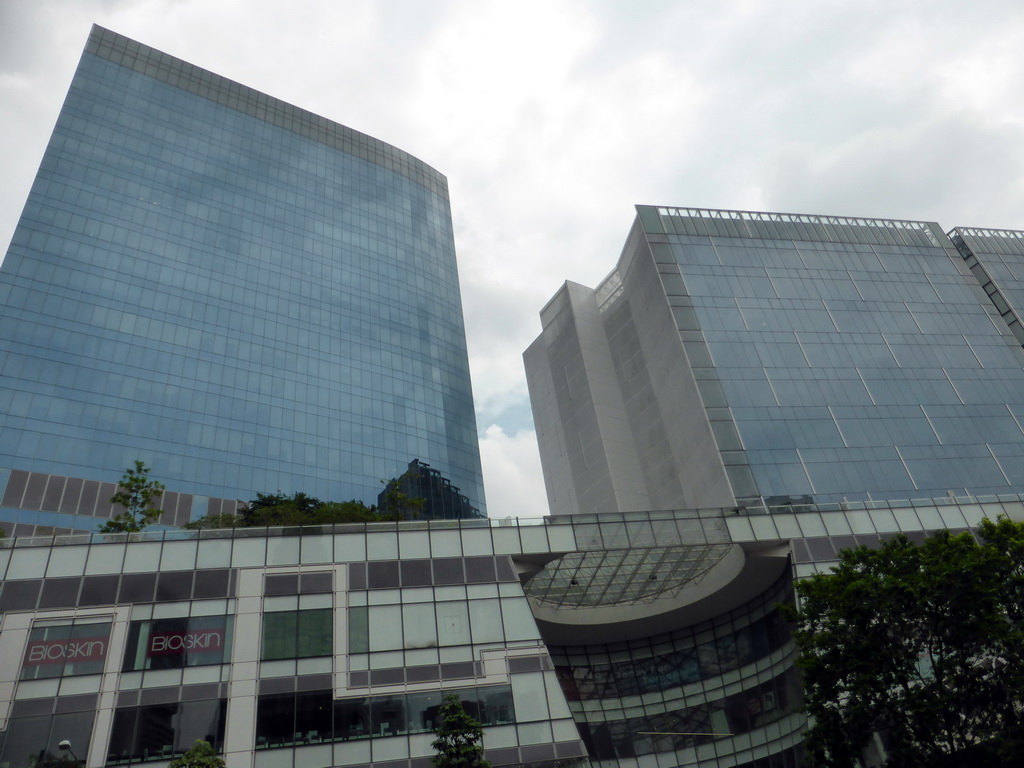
0;26;485;513
4;500;1019;767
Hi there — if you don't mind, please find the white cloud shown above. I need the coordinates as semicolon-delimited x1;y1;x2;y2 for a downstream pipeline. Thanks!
478;425;547;519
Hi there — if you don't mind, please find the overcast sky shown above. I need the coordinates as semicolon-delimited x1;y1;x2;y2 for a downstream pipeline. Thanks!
2;0;1024;519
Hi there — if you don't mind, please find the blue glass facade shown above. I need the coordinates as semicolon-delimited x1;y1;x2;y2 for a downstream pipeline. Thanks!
647;208;1024;507
0;27;485;512
526;207;1024;516
949;226;1024;348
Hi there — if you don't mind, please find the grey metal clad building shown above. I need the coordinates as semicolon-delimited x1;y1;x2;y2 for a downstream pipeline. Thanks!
525;206;1024;517
0;25;486;526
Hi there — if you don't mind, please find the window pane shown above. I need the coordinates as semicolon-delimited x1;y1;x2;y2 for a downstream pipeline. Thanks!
334;698;371;741
135;702;178;758
401;603;436;649
22;623;71;680
123;615;232;671
109;700;226;761
0;715;54;766
262;611;297;660
499;598;539;642
21;619;111;680
255;694;294;749
468;599;503;643
142;618;189;670
368;605;402;652
296;608;332;658
107;709;139;763
295;691;332;743
435;602;470;646
349;606;369;653
405;691;444;734
370;695;406;737
479;686;515;725
173;699;227;751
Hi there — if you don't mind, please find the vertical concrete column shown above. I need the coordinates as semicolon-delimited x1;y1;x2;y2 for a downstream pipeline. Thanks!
224;569;263;768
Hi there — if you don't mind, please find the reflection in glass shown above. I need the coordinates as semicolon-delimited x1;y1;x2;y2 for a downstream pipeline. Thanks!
20;618;112;681
256;686;514;749
575;667;800;760
122;615;232;671
0;711;93;768
549;593;793;702
261;608;331;660
106;700;226;763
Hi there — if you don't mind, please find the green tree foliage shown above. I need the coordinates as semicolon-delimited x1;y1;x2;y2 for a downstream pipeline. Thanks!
184;491;391;529
432;694;491;768
241;491;321;524
167;740;224;768
784;516;1024;767
99;460;165;533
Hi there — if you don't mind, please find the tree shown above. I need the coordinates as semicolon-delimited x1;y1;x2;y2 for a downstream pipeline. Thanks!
168;740;224;768
239;491;322;525
99;461;165;533
432;694;491;768
784;516;1024;767
184;491;390;529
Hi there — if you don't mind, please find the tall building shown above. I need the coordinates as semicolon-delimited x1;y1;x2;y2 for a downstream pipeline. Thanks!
0;26;486;532
525;206;1024;516
515;206;1024;767
948;226;1024;346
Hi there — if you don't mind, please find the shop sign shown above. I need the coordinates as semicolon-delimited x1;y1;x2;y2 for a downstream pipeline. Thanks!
24;637;108;666
147;627;226;656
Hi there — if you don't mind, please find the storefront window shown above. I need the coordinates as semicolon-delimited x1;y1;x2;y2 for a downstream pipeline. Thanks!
106;699;226;763
334;698;371;741
20;617;112;680
255;686;514;749
0;712;93;768
122;615;233;671
254;690;332;747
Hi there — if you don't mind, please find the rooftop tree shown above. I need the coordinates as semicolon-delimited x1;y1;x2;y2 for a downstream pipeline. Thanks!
99;460;165;533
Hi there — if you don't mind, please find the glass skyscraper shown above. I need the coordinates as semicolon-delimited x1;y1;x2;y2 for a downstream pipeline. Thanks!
949;226;1024;347
526;206;1024;515
521;206;1024;766
0;26;486;520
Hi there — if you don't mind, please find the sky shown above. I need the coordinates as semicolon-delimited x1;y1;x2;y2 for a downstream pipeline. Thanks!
2;0;1024;519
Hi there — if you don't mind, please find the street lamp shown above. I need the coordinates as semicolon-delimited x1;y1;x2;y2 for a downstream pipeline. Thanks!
57;740;79;763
